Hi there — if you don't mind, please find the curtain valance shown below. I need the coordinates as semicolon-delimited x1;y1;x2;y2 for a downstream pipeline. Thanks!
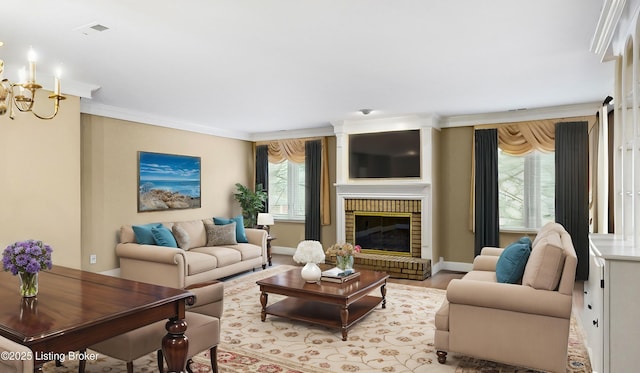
497;120;555;155
475;116;592;156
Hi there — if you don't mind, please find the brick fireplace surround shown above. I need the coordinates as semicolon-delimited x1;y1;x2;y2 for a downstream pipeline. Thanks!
331;198;430;280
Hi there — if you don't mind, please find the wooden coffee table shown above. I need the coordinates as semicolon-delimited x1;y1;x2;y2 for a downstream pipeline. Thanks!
257;267;389;340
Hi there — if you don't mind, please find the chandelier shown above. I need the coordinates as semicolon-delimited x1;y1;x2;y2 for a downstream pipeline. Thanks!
0;46;66;120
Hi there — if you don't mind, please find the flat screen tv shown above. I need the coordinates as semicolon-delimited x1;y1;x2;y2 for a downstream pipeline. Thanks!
349;129;421;178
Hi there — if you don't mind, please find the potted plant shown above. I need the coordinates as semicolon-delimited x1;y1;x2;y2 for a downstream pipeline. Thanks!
233;183;268;227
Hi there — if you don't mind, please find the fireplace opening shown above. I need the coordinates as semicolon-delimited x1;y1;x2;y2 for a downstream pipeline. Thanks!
354;212;411;256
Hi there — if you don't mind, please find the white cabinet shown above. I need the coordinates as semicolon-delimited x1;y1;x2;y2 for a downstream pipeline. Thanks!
586;234;640;373
583;244;604;373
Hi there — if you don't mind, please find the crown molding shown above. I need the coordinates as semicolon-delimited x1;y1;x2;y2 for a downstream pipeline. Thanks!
439;102;601;128
591;0;640;61
80;101;252;140
250;125;335;141
591;0;627;62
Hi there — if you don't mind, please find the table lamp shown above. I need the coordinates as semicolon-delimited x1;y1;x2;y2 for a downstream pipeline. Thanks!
257;213;274;234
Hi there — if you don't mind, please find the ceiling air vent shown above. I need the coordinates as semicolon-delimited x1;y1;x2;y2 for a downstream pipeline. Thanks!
74;22;110;36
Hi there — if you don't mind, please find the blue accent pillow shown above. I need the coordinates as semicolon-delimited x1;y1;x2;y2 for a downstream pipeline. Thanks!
518;236;532;248
496;240;531;284
132;223;163;245
213;215;248;243
151;226;178;248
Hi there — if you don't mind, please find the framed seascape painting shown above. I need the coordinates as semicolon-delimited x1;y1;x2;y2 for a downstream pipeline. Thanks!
138;151;201;212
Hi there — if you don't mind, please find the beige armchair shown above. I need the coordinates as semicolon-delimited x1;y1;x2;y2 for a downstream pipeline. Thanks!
0;336;34;373
435;222;577;373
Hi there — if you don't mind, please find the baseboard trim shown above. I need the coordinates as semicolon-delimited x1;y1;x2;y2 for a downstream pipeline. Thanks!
100;268;120;277
432;259;472;275
271;246;296;256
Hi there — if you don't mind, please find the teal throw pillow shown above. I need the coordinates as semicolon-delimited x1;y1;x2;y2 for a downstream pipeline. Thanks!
132;223;163;245
496;240;531;284
518;236;532;248
151;226;178;248
213;215;248;243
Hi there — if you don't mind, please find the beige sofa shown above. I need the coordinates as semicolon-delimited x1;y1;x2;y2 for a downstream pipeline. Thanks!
435;222;577;373
116;219;267;288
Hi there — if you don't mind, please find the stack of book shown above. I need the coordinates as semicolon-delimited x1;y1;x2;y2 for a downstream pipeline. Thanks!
321;267;360;283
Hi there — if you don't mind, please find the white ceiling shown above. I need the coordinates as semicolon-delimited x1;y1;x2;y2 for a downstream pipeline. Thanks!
1;0;614;140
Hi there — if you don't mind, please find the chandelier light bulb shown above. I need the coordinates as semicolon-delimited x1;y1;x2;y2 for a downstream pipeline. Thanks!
27;48;36;62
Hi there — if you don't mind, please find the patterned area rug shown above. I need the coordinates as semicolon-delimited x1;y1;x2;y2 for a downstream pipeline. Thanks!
42;265;591;372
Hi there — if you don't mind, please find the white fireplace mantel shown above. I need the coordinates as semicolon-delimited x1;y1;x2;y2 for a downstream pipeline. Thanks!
332;115;438;267
335;182;430;199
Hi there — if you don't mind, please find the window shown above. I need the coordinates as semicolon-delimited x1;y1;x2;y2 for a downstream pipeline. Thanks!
498;149;555;230
268;160;305;220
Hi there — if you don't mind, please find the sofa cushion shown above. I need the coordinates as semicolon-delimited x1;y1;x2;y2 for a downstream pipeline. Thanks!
522;231;566;291
151;226;178;248
174;220;207;249
231;242;262;260
132;223;162;245
184;251;218;275
172;224;191;250
496;240;531;284
214;215;248;243
205;223;238;246
190;246;242;267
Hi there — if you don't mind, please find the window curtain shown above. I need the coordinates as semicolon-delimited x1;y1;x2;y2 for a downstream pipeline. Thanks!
556;121;589;281
305;140;321;240
607;107;615;233
474;129;499;256
257;137;331;226
588;113;600;233
255;144;269;212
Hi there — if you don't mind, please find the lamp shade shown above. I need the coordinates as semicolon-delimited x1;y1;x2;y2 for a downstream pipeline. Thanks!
257;213;274;226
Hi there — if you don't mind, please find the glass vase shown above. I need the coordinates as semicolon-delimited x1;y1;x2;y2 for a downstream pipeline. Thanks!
335;255;354;274
18;271;38;298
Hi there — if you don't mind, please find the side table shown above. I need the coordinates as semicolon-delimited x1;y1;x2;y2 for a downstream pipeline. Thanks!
266;236;276;266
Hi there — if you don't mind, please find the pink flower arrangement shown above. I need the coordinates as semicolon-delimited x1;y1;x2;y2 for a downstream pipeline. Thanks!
325;242;361;257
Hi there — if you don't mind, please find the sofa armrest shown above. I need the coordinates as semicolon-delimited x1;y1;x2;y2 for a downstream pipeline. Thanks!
446;279;572;319
116;242;186;264
472;255;499;271
186;280;224;318
245;228;268;263
116;243;187;288
480;247;504;256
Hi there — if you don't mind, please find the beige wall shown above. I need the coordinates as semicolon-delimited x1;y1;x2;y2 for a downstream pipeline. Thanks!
268;136;337;250
0;96;82;269
81;115;253;271
431;128;442;262
439;126;476;263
